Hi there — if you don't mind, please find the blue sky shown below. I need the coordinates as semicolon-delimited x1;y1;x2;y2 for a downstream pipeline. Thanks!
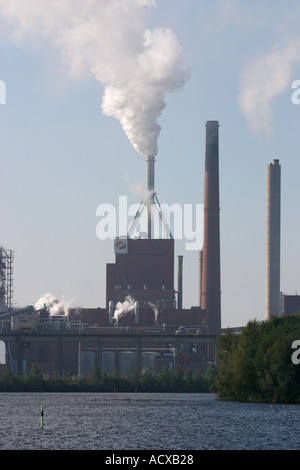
1;0;300;328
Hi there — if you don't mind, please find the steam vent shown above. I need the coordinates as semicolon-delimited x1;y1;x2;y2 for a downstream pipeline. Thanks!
201;121;221;334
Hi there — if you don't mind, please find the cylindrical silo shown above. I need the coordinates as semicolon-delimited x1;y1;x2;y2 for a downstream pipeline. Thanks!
266;159;281;319
80;351;96;376
119;351;137;376
102;351;116;374
201;121;221;334
142;352;159;372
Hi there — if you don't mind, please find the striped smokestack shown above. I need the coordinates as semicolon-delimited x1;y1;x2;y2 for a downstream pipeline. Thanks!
201;121;221;333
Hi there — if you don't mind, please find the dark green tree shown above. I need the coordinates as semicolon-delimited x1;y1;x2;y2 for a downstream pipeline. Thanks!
215;316;300;403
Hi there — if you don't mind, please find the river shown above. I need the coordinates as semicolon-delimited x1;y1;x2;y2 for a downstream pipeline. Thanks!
0;392;299;450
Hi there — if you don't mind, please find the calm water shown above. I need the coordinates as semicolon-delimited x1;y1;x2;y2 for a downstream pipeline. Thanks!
0;392;299;450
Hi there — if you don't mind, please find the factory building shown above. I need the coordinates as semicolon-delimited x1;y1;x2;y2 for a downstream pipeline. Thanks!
282;295;300;317
0;121;221;376
4;119;299;379
106;238;176;312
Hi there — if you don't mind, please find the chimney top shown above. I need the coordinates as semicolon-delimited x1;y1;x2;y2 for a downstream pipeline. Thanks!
205;120;219;128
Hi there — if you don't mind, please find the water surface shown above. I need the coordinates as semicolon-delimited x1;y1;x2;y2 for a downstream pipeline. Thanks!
0;392;299;450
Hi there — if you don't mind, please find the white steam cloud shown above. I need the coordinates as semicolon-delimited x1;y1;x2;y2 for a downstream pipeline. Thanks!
113;295;135;322
34;292;73;316
0;0;188;156
238;38;300;137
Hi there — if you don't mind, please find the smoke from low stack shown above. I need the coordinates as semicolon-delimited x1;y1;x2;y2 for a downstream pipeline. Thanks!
34;292;73;316
113;295;135;323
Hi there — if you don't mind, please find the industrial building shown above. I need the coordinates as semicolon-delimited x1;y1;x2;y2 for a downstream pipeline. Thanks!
2;121;296;379
0;120;224;376
106;238;176;313
282;295;300;317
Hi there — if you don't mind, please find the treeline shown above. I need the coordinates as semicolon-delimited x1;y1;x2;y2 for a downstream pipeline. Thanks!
214;315;300;403
0;365;210;393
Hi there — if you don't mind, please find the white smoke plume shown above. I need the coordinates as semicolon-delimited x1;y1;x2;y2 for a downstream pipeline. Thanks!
113;295;135;322
238;38;300;137
0;0;188;157
34;292;73;316
0;273;4;289
148;301;158;324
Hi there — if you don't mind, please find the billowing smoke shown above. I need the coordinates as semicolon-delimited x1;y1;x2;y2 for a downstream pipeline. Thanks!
238;38;300;137
34;292;73;316
0;0;188;156
113;295;135;322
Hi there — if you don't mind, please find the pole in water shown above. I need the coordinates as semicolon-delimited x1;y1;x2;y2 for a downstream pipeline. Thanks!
40;406;44;430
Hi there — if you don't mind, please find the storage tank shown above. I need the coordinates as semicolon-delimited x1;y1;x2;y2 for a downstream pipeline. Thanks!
101;351;116;374
80;351;95;376
119;351;137;376
142;351;159;372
